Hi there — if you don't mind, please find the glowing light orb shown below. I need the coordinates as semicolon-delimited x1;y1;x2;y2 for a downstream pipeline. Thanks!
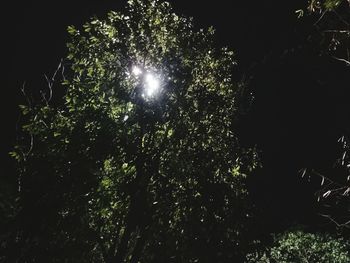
144;73;160;97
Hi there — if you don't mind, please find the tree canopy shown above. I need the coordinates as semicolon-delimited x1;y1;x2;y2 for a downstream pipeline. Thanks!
7;0;258;262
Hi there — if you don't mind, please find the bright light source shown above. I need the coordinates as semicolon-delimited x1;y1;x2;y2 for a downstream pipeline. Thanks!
144;73;160;97
129;66;162;99
132;66;142;76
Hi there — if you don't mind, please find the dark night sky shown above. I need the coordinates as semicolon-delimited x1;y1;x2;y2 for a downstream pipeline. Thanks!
3;1;350;234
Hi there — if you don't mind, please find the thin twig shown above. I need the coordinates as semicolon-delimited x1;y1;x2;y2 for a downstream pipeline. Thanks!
331;56;350;65
319;213;350;228
20;82;32;109
323;30;350;33
25;134;34;158
44;74;53;103
314;11;327;26
43;59;64;103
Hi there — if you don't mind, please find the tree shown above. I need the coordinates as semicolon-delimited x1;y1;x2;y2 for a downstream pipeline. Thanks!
8;0;258;262
247;230;350;263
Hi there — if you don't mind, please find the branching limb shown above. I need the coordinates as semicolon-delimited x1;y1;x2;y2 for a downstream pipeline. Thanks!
43;58;65;104
319;213;350;228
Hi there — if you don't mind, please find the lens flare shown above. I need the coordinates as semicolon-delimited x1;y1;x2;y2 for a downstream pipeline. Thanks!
144;73;160;97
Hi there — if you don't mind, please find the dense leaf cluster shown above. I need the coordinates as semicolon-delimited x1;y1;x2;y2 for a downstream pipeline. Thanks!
247;230;350;263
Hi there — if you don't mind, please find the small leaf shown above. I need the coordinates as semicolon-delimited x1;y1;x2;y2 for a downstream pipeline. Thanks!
323;190;331;198
295;9;304;18
19;104;29;115
67;25;77;35
300;168;307;178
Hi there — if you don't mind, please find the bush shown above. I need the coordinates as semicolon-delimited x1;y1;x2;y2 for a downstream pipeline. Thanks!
247;230;350;263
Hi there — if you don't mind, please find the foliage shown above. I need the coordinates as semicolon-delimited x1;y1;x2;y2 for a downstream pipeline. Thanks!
293;0;350;229
308;0;345;11
298;0;350;225
303;0;350;65
8;0;258;262
303;136;350;227
246;230;350;263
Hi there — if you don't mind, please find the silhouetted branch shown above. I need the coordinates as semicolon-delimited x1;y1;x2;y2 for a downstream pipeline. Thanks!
319;213;350;228
43;58;65;104
314;10;327;25
331;56;350;65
